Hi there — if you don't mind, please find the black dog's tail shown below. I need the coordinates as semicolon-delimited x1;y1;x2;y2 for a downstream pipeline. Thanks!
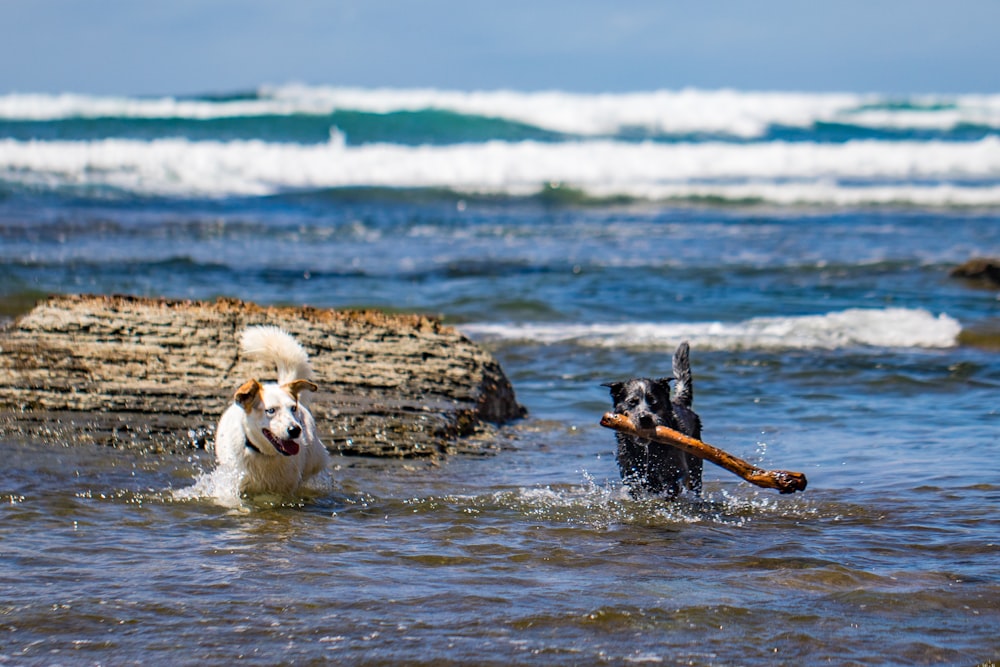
672;341;694;408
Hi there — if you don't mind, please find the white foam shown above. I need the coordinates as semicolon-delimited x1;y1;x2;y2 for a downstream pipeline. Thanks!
2;136;999;205
2;86;999;137
459;308;962;351
266;86;866;137
0;92;330;121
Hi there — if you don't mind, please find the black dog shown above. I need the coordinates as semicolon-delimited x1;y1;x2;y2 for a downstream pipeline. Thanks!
603;342;703;498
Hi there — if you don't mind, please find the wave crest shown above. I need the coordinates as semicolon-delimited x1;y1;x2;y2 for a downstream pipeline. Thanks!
3;136;999;206
459;308;962;351
4;86;1000;138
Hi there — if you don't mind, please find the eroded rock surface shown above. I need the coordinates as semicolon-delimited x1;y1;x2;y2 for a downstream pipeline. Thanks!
0;295;524;456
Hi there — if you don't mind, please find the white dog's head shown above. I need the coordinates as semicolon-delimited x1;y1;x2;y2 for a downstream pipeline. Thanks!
234;378;318;457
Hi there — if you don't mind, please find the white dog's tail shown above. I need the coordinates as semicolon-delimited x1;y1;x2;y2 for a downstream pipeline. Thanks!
240;325;313;384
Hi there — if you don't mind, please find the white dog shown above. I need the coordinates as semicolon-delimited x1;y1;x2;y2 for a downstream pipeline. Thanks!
213;325;330;497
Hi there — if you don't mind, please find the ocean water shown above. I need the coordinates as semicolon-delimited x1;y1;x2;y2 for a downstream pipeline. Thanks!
1;86;999;665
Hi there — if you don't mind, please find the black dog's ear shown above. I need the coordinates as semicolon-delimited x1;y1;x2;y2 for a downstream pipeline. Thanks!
655;377;674;391
602;381;626;403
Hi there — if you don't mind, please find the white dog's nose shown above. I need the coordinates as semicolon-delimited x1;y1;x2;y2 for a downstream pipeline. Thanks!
287;424;302;439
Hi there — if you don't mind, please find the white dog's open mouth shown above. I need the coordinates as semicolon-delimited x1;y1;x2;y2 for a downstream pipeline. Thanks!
262;429;300;456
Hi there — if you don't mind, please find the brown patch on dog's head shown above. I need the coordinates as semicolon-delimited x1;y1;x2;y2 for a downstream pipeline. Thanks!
234;379;263;412
282;379;318;401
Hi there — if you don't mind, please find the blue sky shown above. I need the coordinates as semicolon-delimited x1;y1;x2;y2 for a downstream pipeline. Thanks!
2;0;997;96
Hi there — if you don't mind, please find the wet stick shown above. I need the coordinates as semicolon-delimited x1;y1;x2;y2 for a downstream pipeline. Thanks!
600;412;808;494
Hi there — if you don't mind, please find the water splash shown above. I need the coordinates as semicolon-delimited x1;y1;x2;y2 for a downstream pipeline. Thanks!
170;463;336;510
171;466;245;508
437;471;820;530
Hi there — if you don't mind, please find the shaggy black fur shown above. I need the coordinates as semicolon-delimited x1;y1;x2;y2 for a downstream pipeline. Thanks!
603;342;703;498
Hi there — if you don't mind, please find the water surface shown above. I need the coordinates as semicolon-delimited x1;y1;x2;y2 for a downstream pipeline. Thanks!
1;87;999;665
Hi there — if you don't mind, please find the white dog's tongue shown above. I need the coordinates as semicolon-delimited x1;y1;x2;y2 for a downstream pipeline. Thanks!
264;429;300;456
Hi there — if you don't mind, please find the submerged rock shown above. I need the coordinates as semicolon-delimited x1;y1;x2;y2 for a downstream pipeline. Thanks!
956;319;1000;351
0;294;524;457
949;257;1000;288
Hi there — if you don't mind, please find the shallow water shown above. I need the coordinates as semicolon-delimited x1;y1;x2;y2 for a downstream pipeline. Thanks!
2;87;1000;665
3;423;998;665
4;333;999;665
0;203;1000;665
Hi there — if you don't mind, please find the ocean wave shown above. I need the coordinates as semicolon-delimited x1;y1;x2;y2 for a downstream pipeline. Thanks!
2;136;999;206
459;308;962;351
0;109;565;146
1;87;999;139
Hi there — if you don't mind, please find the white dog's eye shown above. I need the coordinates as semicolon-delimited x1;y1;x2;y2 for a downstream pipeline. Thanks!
290;405;298;413
265;408;276;416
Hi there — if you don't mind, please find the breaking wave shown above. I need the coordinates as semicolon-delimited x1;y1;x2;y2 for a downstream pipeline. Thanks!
3;86;1000;139
459;308;962;351
2;136;999;206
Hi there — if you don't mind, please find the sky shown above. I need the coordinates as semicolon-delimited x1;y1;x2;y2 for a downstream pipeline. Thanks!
1;0;997;96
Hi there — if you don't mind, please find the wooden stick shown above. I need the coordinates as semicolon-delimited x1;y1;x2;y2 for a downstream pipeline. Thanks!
600;412;808;494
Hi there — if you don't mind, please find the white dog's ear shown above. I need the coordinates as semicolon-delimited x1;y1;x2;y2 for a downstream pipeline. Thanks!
234;379;263;411
283;379;318;401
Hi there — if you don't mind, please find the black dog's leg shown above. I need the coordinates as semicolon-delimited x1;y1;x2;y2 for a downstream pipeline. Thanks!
646;443;688;498
615;435;650;495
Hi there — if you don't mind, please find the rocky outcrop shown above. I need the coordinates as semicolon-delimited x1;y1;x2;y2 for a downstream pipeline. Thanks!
950;258;1000;288
0;294;524;457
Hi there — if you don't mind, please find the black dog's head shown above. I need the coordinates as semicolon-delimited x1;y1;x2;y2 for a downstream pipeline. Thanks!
602;377;676;432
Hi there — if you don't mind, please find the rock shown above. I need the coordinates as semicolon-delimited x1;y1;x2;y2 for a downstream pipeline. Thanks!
949;258;1000;288
0;294;525;457
956;320;1000;351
